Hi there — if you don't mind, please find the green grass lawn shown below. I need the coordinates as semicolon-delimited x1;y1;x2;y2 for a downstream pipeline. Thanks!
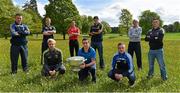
0;33;180;92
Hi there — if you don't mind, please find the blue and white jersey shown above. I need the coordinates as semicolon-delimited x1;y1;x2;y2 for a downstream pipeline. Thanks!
111;52;134;74
10;22;30;45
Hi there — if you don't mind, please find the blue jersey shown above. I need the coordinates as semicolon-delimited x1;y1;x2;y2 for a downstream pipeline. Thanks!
111;52;134;74
78;47;96;69
10;22;30;45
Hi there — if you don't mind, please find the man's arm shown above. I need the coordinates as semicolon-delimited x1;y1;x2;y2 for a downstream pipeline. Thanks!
112;55;116;71
93;23;103;34
127;54;134;74
18;25;30;35
47;26;56;34
55;50;63;71
89;26;94;36
135;27;142;38
10;24;20;37
43;52;50;71
128;27;133;38
85;50;96;67
145;31;151;41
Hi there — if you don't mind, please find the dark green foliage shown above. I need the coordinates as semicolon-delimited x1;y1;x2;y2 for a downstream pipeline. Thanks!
45;0;80;39
139;10;163;34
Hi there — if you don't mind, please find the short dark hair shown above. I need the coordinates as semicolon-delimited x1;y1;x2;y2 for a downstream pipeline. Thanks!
15;13;22;17
82;38;89;42
93;16;99;19
153;18;160;21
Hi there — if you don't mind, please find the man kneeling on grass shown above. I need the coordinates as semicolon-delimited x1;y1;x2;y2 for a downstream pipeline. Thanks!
41;39;66;77
108;43;136;87
78;38;96;83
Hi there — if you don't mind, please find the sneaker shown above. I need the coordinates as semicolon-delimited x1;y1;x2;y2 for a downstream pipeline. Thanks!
130;83;135;88
92;78;96;83
129;81;135;87
162;77;168;81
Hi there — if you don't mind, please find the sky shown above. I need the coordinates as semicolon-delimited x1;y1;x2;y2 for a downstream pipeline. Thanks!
13;0;180;27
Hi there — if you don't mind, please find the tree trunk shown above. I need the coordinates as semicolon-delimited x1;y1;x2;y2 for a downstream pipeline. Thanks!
63;32;66;40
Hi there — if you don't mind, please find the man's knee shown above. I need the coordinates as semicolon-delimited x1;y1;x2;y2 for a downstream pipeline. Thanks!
59;69;65;74
41;69;49;76
108;70;114;79
59;65;66;74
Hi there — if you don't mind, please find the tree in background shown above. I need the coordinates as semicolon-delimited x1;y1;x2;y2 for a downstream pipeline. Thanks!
0;0;20;38
23;0;42;34
80;15;93;34
139;10;163;34
45;0;80;40
118;9;133;35
163;21;180;32
23;0;41;17
101;21;112;34
173;21;180;32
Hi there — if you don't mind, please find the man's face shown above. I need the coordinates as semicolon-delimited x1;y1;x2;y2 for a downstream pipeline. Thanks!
94;18;99;23
118;45;126;53
46;18;51;26
82;40;90;49
133;20;138;27
48;41;56;50
152;20;160;28
15;16;22;24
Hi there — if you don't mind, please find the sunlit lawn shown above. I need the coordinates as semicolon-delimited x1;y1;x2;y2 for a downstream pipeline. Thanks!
0;33;179;92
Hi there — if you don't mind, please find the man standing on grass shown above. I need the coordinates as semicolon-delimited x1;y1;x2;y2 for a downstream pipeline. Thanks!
108;43;136;87
41;17;56;64
78;38;96;83
145;18;168;81
89;16;105;69
41;39;66;77
10;13;30;74
128;19;142;71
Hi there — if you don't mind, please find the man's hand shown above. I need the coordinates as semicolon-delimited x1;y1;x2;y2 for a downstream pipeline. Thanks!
15;32;20;36
49;70;56;76
89;32;94;36
79;62;85;69
115;73;123;80
93;31;99;34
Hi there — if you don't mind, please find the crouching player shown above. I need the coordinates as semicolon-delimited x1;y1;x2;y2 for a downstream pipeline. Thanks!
108;43;136;87
41;39;66;77
78;38;96;82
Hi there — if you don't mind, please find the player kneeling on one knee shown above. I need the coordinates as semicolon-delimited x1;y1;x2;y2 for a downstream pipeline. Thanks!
78;38;96;82
108;43;136;87
41;39;66;77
